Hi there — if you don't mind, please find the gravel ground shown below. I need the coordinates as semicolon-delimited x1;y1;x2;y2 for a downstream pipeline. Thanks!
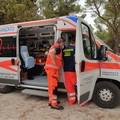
0;89;120;120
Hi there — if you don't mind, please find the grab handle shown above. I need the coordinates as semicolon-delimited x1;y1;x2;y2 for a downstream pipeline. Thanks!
11;59;15;65
81;60;85;72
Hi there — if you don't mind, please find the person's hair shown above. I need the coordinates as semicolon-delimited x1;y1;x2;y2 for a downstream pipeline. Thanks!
69;39;75;44
56;38;64;44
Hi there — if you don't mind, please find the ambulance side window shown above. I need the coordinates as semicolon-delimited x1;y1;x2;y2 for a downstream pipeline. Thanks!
61;32;76;47
81;24;97;60
0;36;16;57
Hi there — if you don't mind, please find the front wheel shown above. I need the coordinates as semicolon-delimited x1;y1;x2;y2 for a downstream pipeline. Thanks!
0;84;14;93
93;81;120;108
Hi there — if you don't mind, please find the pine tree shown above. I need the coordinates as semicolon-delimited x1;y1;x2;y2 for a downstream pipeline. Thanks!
84;0;120;53
0;0;41;24
36;0;81;18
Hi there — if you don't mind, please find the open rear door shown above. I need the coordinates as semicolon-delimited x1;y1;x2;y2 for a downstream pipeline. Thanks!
0;25;19;85
75;17;100;106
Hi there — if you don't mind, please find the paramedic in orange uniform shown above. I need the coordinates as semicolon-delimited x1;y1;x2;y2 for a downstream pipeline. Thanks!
63;38;77;105
44;38;64;110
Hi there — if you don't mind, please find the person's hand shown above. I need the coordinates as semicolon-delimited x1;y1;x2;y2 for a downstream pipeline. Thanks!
45;51;48;55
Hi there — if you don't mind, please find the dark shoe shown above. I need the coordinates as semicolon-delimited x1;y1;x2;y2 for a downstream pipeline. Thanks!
51;104;64;110
48;101;60;106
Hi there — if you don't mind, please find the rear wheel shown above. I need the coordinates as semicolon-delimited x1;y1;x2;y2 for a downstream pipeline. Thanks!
93;81;120;108
0;84;14;93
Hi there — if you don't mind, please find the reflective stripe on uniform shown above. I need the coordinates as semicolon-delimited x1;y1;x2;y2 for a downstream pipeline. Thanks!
51;100;57;103
68;96;76;100
56;55;62;60
45;64;59;69
63;49;74;52
68;92;76;96
51;95;57;100
48;54;62;60
63;48;74;56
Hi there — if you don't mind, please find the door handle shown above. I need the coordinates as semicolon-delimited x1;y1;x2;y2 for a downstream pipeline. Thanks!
81;60;85;72
11;59;15;65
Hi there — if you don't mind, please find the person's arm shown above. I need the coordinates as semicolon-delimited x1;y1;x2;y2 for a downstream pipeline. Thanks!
49;46;61;66
49;49;56;66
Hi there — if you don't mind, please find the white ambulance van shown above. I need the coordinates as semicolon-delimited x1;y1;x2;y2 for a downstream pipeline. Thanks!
0;16;119;108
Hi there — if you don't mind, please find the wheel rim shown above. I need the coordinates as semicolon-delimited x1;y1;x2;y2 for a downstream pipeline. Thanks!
99;88;113;102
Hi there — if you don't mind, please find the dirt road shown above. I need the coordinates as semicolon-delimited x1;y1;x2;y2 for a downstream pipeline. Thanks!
0;90;120;120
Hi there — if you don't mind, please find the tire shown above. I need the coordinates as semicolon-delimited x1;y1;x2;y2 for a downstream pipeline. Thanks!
93;81;120;108
0;84;14;93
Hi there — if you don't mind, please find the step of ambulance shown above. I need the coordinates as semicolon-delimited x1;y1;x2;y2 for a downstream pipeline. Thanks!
22;76;48;87
21;89;48;97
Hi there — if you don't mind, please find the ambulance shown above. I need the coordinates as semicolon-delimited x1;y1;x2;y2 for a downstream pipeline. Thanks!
0;16;119;108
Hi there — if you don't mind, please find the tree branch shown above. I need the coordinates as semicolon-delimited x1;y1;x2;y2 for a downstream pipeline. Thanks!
92;0;119;39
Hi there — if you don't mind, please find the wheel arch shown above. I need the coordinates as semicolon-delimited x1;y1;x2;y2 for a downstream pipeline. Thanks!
95;78;120;90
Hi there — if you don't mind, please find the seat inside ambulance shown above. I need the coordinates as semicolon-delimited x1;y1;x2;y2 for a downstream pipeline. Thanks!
20;45;35;80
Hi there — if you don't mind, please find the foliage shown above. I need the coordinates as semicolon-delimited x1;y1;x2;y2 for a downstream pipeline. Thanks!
95;30;110;43
0;0;84;24
36;0;81;18
0;0;41;24
84;0;120;53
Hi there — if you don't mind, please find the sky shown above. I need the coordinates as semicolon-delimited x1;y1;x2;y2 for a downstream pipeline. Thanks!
79;0;96;30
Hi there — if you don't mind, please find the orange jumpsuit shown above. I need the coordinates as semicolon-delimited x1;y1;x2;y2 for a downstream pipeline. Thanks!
63;44;76;105
44;43;62;107
64;72;76;105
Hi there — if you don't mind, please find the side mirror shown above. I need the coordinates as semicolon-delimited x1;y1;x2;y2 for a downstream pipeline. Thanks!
98;45;107;61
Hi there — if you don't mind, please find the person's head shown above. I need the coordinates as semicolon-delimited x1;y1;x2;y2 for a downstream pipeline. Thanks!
69;39;75;45
56;38;65;48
